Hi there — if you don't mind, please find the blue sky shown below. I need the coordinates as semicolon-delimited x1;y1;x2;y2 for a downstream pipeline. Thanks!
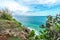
0;0;60;16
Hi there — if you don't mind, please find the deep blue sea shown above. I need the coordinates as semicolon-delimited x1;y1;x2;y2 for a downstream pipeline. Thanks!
13;15;47;34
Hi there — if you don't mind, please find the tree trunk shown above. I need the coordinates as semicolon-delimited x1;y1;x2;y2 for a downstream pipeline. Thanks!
54;33;58;40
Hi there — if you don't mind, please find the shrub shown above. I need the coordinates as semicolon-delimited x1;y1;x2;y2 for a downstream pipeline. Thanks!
1;12;12;20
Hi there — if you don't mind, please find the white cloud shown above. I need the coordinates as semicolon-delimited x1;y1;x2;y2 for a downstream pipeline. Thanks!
0;0;60;16
0;0;29;12
18;0;60;6
37;0;56;5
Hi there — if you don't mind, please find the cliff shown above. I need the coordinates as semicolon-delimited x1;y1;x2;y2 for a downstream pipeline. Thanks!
0;10;30;40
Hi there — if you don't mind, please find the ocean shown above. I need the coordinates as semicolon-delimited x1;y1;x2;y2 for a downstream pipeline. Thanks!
13;15;47;34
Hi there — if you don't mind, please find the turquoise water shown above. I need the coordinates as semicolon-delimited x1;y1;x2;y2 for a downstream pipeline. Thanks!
13;15;47;34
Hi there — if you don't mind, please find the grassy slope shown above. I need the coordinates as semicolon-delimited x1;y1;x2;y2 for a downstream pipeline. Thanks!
0;11;26;40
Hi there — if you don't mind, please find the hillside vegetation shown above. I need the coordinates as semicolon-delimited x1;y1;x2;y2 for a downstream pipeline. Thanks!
26;15;60;40
0;9;30;40
0;9;60;40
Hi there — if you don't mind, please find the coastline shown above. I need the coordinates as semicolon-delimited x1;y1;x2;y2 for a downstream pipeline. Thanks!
27;27;39;35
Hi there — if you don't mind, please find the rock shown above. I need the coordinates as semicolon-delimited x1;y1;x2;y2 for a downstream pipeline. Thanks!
0;33;10;40
24;28;30;33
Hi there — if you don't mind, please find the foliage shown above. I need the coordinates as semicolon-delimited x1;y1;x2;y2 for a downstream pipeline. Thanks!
0;9;60;40
0;9;27;40
13;18;22;27
39;14;60;40
0;9;23;30
27;30;35;40
28;30;35;37
0;10;12;20
8;36;23;40
27;14;60;40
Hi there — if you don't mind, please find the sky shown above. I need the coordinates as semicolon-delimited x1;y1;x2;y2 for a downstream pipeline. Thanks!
0;0;60;16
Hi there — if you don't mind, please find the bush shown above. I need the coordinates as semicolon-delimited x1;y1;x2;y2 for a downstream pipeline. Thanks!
28;30;35;37
1;12;12;20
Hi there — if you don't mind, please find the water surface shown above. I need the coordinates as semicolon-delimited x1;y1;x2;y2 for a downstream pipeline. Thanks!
13;15;47;34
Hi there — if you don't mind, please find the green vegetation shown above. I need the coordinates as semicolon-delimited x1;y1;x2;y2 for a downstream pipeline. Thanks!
8;36;23;40
27;15;60;40
28;30;35;40
0;9;60;40
0;9;28;40
0;10;12;20
0;9;24;30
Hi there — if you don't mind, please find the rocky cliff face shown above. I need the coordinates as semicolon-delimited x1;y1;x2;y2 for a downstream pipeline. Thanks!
0;10;30;40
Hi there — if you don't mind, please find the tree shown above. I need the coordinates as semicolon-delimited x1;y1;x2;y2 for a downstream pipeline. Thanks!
28;30;35;40
29;30;35;37
38;14;60;40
